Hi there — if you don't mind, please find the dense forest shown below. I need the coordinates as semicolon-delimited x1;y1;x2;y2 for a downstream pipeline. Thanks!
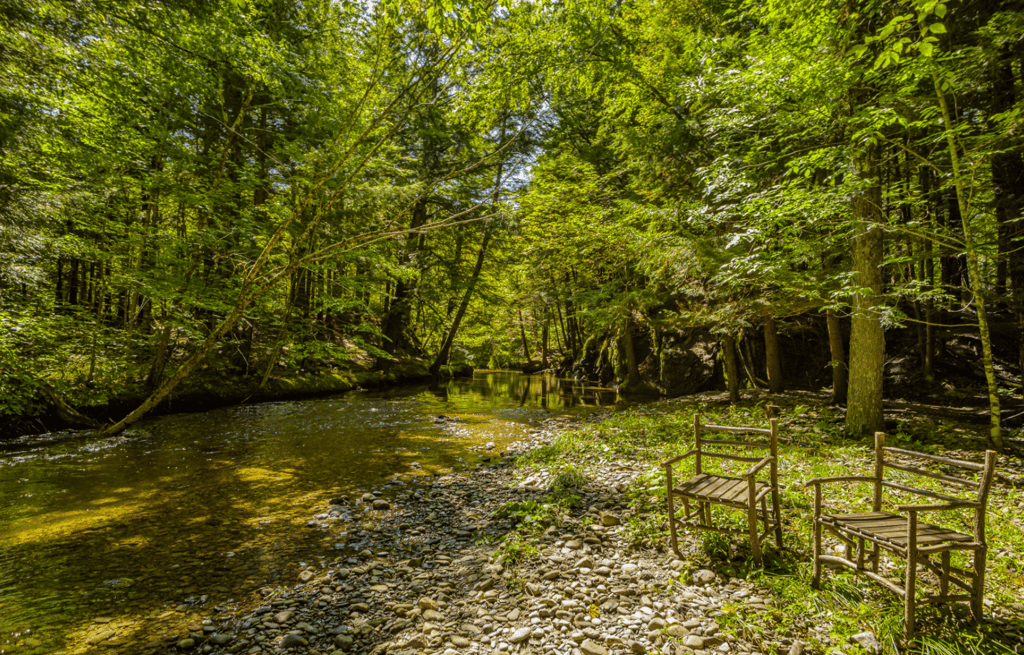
1;0;1022;445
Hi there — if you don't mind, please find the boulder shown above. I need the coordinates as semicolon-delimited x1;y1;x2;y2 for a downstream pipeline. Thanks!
660;329;721;396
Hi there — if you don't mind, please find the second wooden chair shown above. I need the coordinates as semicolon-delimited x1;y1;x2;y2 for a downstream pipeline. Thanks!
662;415;783;566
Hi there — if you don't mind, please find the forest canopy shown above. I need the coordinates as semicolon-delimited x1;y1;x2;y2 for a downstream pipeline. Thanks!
0;0;1021;446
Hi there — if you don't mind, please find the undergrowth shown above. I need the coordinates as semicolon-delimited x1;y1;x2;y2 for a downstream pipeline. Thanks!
512;397;1024;655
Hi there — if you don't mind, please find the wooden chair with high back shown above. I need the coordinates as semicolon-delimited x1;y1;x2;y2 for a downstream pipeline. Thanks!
805;432;998;638
662;415;783;566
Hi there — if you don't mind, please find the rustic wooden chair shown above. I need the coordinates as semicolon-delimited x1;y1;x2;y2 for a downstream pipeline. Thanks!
662;415;782;566
805;432;997;638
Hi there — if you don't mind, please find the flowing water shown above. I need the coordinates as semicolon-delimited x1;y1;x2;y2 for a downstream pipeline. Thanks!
0;372;626;654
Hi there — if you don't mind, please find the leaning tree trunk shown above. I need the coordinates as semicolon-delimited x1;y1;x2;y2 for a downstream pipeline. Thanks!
846;142;885;437
934;75;1003;450
430;144;506;378
430;228;493;378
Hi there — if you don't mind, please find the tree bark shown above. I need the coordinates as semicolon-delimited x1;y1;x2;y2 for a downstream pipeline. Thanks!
429;136;506;378
541;318;549;369
846;142;885;436
763;314;784;393
144;324;173;391
430;228;493;378
724;334;740;405
621;316;642;388
826;308;848;404
519;309;533;364
933;75;1003;449
737;334;760;389
382;197;428;356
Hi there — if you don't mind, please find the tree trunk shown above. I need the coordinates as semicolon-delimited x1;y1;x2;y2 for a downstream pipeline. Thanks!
737;334;760;389
55;257;63;309
826;308;848;404
430;228;493;378
541;319;549;369
724;334;740;405
933;75;1003;449
846;142;885;436
621;316;641;388
519;309;533;364
430;135;506;378
554;295;568;355
100;290;253;436
145;325;173;391
382;197;428;356
68;258;79;306
763;314;784;393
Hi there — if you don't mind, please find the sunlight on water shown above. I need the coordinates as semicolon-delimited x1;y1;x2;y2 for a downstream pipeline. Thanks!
0;372;626;654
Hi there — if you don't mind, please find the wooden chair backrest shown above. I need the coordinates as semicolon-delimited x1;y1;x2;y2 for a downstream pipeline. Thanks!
872;432;997;541
693;415;779;477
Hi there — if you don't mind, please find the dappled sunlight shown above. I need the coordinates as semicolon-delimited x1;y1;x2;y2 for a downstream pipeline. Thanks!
0;373;629;653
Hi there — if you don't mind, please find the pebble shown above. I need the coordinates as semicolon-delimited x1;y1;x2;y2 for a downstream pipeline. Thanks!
196;420;810;655
684;635;705;649
279;634;306;648
510;627;532;643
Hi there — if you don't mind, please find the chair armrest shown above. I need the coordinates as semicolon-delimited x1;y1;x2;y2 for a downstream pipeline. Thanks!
803;475;876;488
742;456;773;479
896;501;981;512
661;450;696;469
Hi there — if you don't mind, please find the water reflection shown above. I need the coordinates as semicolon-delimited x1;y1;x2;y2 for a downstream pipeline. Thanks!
0;372;626;654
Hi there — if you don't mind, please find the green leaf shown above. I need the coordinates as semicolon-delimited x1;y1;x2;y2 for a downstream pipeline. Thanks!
935;3;947;18
920;41;934;57
929;22;947;34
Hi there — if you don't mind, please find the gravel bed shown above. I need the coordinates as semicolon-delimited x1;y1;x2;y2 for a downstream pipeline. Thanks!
152;417;801;655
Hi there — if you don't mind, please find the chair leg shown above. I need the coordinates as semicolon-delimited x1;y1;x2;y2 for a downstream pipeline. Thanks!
666;491;680;556
905;514;918;640
771;492;783;549
811;487;822;589
940;552;950;598
747;477;762;567
971;547;987;623
905;555;917;639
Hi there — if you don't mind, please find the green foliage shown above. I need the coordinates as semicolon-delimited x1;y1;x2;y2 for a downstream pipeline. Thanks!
492;531;540;567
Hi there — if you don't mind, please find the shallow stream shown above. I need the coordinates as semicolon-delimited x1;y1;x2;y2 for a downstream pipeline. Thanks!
0;372;625;654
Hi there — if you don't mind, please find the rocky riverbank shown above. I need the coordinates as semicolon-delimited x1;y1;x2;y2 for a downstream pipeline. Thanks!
148;396;1024;655
148;414;791;655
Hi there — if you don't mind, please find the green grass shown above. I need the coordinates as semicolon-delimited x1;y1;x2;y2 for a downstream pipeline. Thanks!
512;397;1024;654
